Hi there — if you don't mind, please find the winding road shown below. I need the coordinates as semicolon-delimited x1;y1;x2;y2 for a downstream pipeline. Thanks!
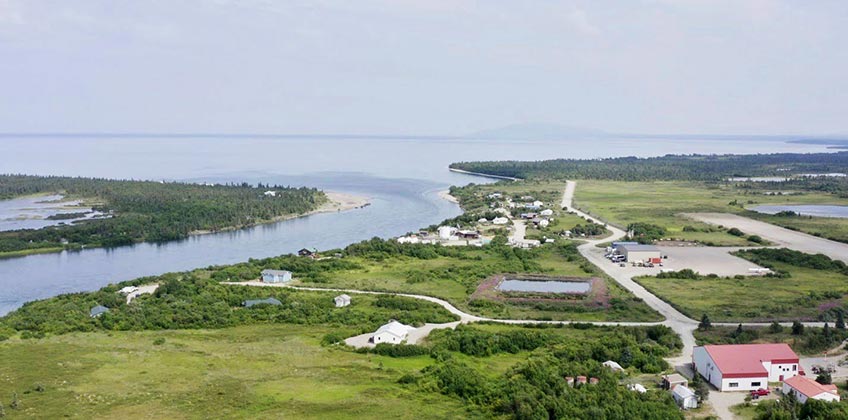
228;181;845;420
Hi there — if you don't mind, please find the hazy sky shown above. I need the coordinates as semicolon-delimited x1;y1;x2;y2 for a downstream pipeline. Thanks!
0;0;846;135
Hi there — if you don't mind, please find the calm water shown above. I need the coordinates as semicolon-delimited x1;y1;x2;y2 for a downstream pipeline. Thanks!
750;204;848;219
499;279;591;294
0;134;832;314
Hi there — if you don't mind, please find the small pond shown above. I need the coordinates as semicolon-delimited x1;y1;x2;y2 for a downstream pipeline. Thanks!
749;204;848;219
498;279;591;294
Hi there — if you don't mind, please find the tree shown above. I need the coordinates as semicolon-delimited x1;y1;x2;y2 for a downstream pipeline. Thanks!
816;372;832;385
698;314;712;331
837;312;845;330
691;374;710;402
791;321;805;336
733;323;744;338
768;321;783;334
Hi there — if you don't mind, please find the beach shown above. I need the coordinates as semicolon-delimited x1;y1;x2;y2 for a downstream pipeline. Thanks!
438;189;459;204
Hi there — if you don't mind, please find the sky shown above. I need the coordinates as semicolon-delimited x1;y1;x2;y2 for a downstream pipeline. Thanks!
0;0;846;136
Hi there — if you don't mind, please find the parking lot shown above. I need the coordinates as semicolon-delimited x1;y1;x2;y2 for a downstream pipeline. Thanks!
605;246;769;278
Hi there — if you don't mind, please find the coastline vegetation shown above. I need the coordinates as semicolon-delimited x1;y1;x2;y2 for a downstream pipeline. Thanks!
0;174;326;256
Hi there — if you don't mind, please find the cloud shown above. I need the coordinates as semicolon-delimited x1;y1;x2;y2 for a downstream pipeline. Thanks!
0;0;24;25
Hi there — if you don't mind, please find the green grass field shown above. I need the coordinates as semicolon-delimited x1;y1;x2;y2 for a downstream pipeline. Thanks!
572;180;848;245
0;325;481;419
294;244;661;322
635;260;848;322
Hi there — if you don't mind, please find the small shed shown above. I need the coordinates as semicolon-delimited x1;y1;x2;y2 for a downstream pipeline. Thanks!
576;376;588;386
672;385;698;410
243;297;282;308
662;373;688;390
628;383;647;393
334;294;351;308
565;376;574;387
261;269;292;283
90;305;109;318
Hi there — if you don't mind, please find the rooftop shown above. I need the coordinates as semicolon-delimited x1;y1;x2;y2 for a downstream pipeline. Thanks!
375;320;416;338
784;375;838;398
672;385;696;399
703;343;799;376
244;297;282;307
618;244;660;252
261;269;291;276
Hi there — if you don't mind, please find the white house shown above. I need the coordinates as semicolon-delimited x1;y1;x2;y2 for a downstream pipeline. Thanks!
492;217;510;225
373;320;416;344
672;385;698;409
693;344;801;391
782;375;840;403
263;190;277;197
397;236;420;244
261;269;292;283
334;294;351;308
532;200;544;207
538;219;550;228
540;209;554;216
438;226;456;240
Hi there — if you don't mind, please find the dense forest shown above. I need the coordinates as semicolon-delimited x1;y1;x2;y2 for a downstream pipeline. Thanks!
0;174;326;254
450;152;848;184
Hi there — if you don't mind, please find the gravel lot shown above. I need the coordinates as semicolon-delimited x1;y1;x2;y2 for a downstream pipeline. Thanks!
686;213;848;264
657;246;768;277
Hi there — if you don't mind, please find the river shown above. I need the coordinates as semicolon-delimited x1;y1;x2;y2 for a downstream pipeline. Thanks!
0;134;832;314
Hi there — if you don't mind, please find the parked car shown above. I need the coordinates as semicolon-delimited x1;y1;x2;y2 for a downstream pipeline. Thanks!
751;388;770;397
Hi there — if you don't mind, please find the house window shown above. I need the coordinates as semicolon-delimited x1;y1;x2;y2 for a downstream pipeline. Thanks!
751;382;761;387
793;365;797;371
729;383;739;388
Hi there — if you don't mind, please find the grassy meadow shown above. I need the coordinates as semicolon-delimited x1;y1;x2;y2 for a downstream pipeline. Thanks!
635;259;848;322
0;325;479;419
571;180;848;245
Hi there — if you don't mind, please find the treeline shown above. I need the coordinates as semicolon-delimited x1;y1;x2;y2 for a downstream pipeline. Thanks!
399;324;684;419
450;152;848;182
0;274;457;337
735;248;848;277
0;174;325;253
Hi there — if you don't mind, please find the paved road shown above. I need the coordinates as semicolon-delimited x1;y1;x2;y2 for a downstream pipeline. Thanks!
686;212;848;264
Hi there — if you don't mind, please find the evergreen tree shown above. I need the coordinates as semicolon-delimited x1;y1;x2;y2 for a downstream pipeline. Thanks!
698;314;712;331
791;321;805;335
837;312;845;330
733;323;743;338
768;321;783;334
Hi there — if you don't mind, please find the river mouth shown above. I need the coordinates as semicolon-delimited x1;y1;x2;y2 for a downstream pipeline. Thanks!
749;204;848;219
497;278;592;294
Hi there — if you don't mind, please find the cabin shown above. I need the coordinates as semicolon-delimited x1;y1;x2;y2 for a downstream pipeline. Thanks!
334;294;351;308
263;190;277;197
782;375;840;403
672;385;698;409
372;320;416;344
90;305;109;318
298;248;317;258
492;217;510;225
261;269;292;283
693;343;801;391
457;230;480;239
243;297;282;308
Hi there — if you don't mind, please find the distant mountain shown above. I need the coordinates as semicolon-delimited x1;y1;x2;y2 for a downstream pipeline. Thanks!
467;123;608;140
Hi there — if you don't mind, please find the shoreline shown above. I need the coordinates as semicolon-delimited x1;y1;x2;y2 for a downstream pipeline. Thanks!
188;190;370;236
0;191;371;259
437;189;459;204
448;167;521;181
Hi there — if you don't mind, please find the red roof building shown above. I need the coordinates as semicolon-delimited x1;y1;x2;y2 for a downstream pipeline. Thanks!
693;343;801;392
782;375;840;403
